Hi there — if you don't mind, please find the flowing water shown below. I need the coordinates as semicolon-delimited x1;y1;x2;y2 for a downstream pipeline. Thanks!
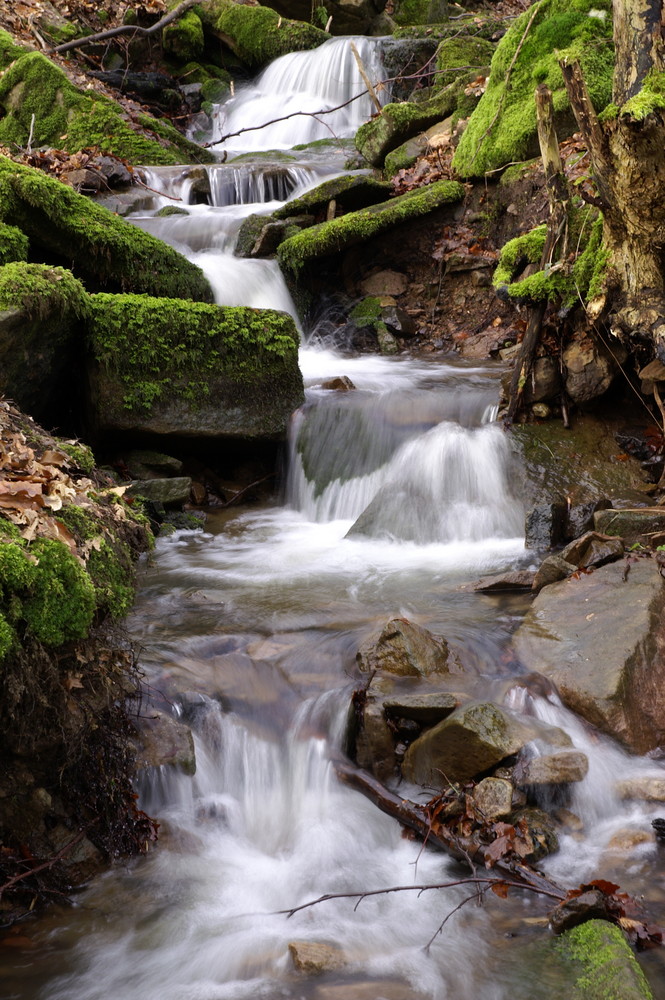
5;35;665;1000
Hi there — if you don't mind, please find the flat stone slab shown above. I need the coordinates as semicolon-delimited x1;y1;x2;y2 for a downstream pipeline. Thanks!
513;559;665;753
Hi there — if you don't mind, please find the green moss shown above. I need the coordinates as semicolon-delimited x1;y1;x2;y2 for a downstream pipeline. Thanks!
200;76;230;103
393;0;447;27
58;441;96;476
163;10;205;61
0;157;213;301
493;211;604;306
0;223;28;265
273;174;392;220
0;612;16;659
87;539;135;618
200;0;327;70
621;71;665;120
155;205;190;217
350;296;382;325
0;30;25;69
0;262;89;320
555;920;653;999
434;36;495;89
87;293;300;412
0;518;22;540
356;94;460;166
453;0;614;177
0;51;213;165
499;157;540;185
278;179;464;272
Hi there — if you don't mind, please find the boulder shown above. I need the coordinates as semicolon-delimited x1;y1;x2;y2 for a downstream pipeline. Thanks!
354;697;397;781
133;709;196;775
532;554;577;591
513;559;665;753
273;175;392;220
87;295;304;442
355;100;452;167
551;919;654;999
199;0;327;70
563;337;624;404
616;777;665;802
356;618;459;677
383;691;458;726
472;777;513;820
516;750;589;785
560;531;624;568
401;701;570;787
288;941;345;975
470;570;535;592
127;478;192;507
360;270;408;297
320;376;355;391
525;500;567;549
124;450;184;480
594;507;665;541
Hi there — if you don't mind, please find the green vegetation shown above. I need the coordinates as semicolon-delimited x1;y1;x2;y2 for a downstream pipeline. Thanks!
0;262;89;320
0;29;24;69
278;180;464;272
453;0;614;177
434;36;495;89
493;210;605;306
0;157;213;301
163;9;205;61
0;223;28;265
200;0;327;69
0;50;213;165
555;920;653;999
58;441;96;476
621;70;665;120
274;174;392;219
87;293;300;412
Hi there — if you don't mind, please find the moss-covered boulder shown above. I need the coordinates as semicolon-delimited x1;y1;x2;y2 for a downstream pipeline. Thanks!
277;179;464;271
0;157;213;301
453;0;614;178
554;921;653;999
0;263;89;419
434;35;495;89
0;222;28;265
199;0;327;70
355;100;450;167
87;294;304;440
0;29;25;69
163;9;205;61
392;0;448;27
0;51;213;165
273;174;393;219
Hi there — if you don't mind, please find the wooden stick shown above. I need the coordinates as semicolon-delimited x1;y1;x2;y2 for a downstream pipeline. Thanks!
51;0;200;55
350;42;382;114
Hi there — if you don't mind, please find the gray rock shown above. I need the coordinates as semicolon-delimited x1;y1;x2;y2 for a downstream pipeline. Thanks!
525;500;567;549
532;554;577;591
559;531;624;569
471;570;535;592
516;750;589;785
356;618;459;678
513;558;665;753
128;477;192;507
354;697;397;781
549;893;610;935
133;709;196;775
472;777;513;820
594;507;665;540
360;270;408;297
383;691;458;726
125;449;183;480
566;499;612;540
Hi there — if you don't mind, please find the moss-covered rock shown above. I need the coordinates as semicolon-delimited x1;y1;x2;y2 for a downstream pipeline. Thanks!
0;51;213;165
453;0;614;177
0;28;25;69
87;294;304;440
199;0;327;70
0;157;213;301
163;9;205;61
392;0;448;27
274;174;392;219
0;262;89;419
355;91;462;166
0;222;28;265
434;35;495;89
554;921;653;999
277;179;464;271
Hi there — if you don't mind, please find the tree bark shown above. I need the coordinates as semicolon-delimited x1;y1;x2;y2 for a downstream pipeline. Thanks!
612;0;665;104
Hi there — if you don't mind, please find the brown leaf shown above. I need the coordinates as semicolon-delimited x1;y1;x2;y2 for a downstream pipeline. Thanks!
491;881;510;898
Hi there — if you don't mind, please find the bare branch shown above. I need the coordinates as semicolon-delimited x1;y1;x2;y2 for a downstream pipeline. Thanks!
51;0;200;55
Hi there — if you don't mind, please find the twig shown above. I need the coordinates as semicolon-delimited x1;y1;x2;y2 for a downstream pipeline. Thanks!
220;472;275;507
51;0;200;54
423;887;487;952
0;827;91;897
26;114;35;155
350;42;382;114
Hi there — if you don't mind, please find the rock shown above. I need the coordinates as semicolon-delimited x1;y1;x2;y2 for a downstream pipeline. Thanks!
565;499;612;540
355;100;450;167
127;477;192;507
402;702;540;787
354;697;397;781
360;270;408;297
554;807;584;832
563;337;625;404
532;554;577;591
133;709;196;775
525;500;567;549
616;777;665;802
471;570;535;592
522;356;562;404
516;750;589;785
87;296;304;442
43;824;105;885
559;531;625;569
313;982;418;1000
356;619;459;678
383;691;458;726
513;559;665;753
594;507;665;540
278;181;464;271
199;1;327;70
552;920;655;999
380;305;417;337
606;828;654;851
472;777;514;820
61;168;104;192
124;450;184;480
273;175;392;220
346;485;439;543
511;806;559;861
320;376;355;391
549;892;611;935
377;326;399;354
288;941;345;975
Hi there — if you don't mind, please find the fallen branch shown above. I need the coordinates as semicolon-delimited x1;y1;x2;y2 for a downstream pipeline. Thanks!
0;827;90;898
51;0;200;55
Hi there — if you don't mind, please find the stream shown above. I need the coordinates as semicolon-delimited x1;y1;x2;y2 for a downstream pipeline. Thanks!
5;34;665;1000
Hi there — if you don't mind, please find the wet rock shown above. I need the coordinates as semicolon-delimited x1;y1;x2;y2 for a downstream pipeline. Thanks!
513;559;665;753
347;485;438;543
274;175;392;220
549;892;611;934
321;376;355;391
554;807;584;832
125;450;183;480
377;326;399;355
616;777;665;802
127;477;192;507
356;619;459;678
354;697;397;781
532;554;577;591
563;337;625;404
133;709;196;775
381;305;417;337
471;570;535;592
313;982;419;1000
553;920;654;999
288;940;345;975
383;691;458;726
44;825;105;884
525;500;567;549
524;356;562;404
560;531;625;569
360;269;408;297
516;750;589;785
511;806;559;861
606;828;654;852
594;507;665;540
565;499;612;540
401;701;563;787
472;777;513;820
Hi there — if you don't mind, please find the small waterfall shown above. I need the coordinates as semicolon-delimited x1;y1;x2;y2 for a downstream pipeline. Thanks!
209;36;388;153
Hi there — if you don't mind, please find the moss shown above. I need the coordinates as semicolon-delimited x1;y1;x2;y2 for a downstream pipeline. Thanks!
434;36;495;89
135;112;216;164
0;223;28;265
0;157;213;302
350;296;382;325
87;293;300;412
200;76;230;103
621;71;665;120
393;0;447;27
493;211;604;306
356;93;461;166
0;30;25;69
163;10;205;61
0;51;213;165
0;262;89;320
0;518;22;540
57;441;96;476
273;174;392;219
555;920;653;999
499;157;540;185
155;205;190;217
200;0;327;70
278;179;464;272
453;0;614;177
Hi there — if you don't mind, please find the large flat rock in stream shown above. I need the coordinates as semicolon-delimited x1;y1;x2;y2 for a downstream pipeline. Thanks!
513;559;665;753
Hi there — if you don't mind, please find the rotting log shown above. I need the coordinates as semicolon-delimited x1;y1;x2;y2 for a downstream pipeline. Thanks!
333;756;567;900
